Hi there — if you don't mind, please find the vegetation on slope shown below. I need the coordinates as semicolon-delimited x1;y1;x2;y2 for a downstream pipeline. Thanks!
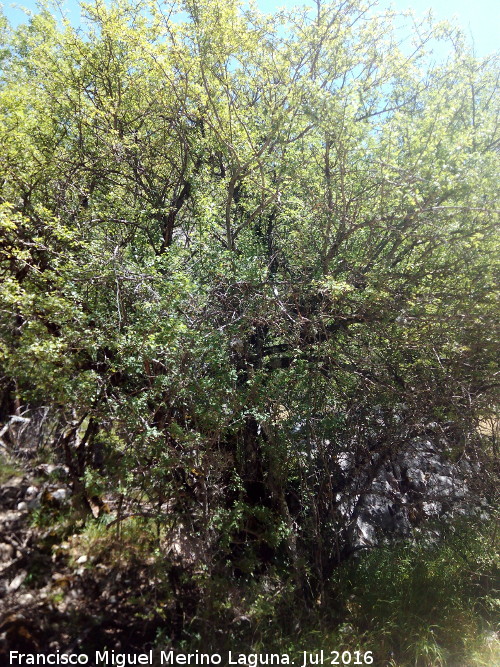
0;1;498;662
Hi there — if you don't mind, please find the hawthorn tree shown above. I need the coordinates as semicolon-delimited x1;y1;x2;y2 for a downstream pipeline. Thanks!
0;0;498;599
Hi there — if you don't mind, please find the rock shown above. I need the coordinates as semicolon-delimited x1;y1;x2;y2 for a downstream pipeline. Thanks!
7;570;27;592
51;573;73;589
353;517;376;546
422;501;442;515
27;495;41;510
76;555;88;564
35;463;69;478
407;468;426;490
51;488;70;502
17;501;28;511
0;542;15;561
328;435;480;551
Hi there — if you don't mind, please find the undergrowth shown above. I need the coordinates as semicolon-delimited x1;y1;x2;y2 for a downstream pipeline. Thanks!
0;452;24;483
156;517;499;666
35;509;500;664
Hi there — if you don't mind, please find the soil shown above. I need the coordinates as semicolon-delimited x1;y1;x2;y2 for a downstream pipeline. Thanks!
0;462;169;660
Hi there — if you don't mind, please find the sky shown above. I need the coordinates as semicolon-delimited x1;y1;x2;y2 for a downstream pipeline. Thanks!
2;0;499;56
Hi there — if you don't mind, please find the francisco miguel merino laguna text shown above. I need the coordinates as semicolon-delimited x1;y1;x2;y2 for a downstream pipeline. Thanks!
9;651;293;666
10;650;375;666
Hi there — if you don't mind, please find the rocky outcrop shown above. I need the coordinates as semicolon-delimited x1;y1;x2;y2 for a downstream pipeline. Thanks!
335;438;487;550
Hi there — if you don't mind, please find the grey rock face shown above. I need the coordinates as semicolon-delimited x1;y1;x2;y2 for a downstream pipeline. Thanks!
333;437;478;550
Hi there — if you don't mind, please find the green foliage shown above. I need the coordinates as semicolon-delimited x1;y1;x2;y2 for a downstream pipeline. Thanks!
0;0;498;656
68;515;160;566
329;519;499;666
0;452;23;483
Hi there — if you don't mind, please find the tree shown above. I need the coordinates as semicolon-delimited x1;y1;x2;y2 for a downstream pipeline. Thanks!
0;0;498;607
